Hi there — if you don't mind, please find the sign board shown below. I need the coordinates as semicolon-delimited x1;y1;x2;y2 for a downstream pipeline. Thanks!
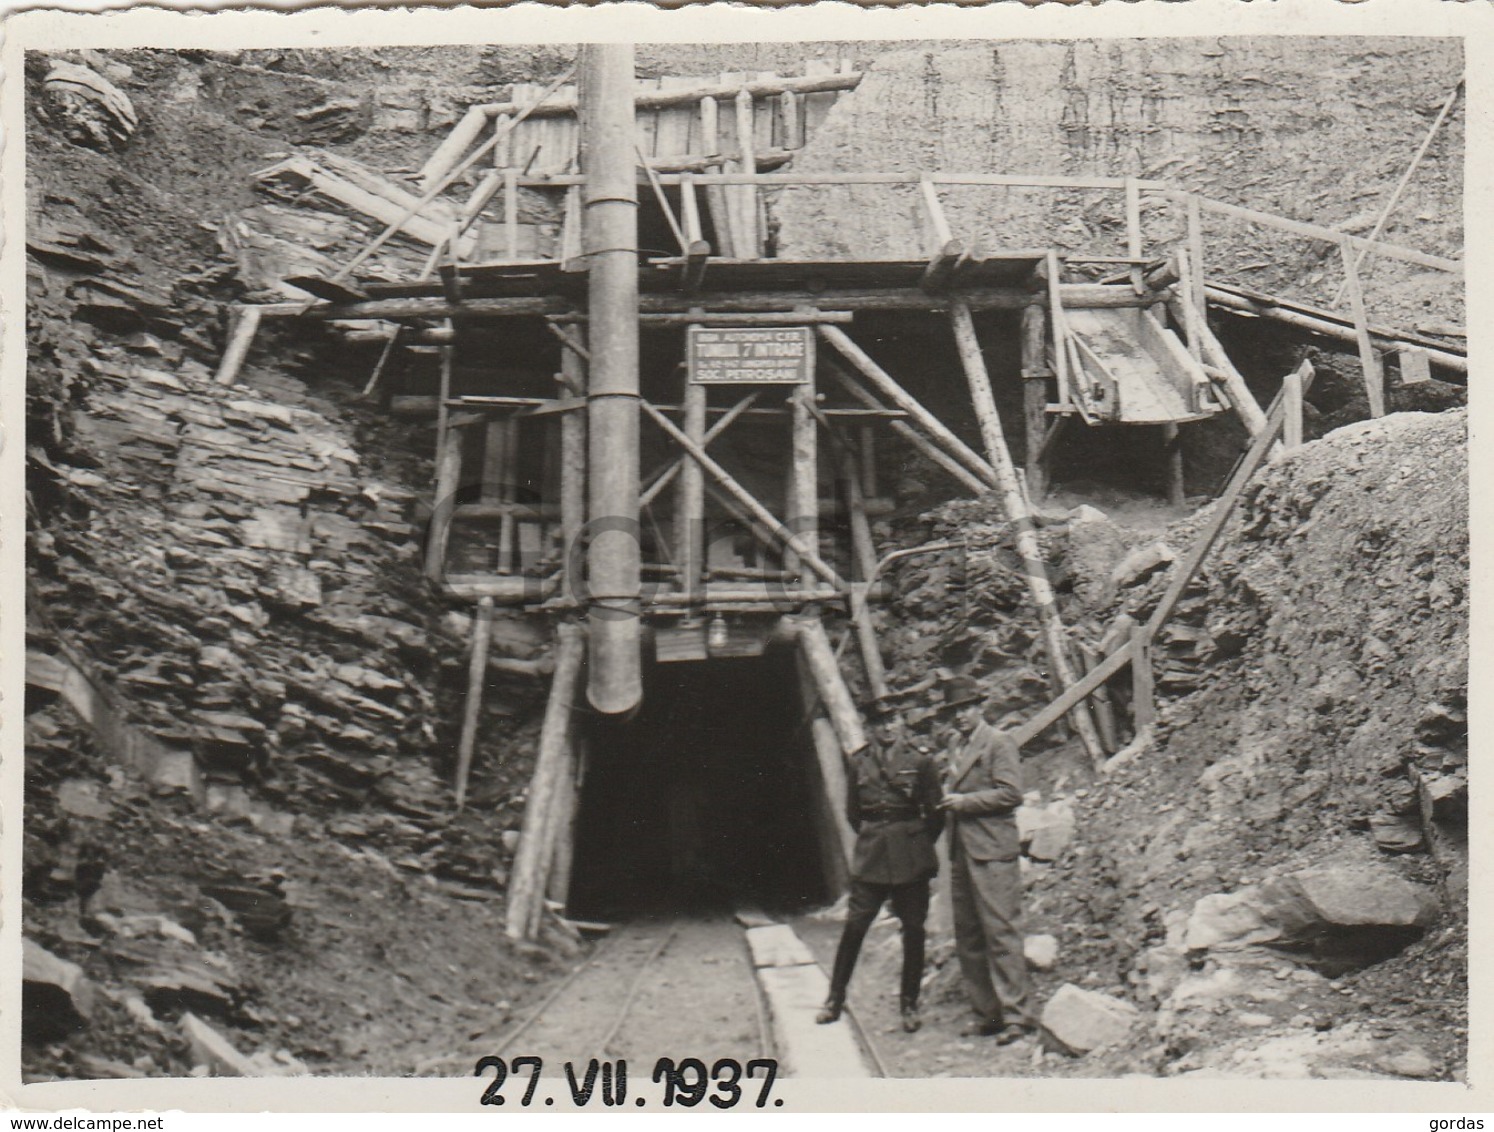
687;326;814;385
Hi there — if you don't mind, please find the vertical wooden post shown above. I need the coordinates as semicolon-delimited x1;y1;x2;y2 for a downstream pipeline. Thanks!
858;425;877;499
546;732;584;910
1339;237;1386;418
494;113;513;169
734;89;759;258
1281;367;1304;450
453;596;495;809
1162;422;1186;506
841;447;878;584
481;417;508;502
1187;192;1207;331
425;426;463;582
785;379;818;585
1045;250;1071;407
1130;624;1156;733
559;345;587;600
1078;640;1119;754
780;89;801;150
503;168;520;261
214;305;262;386
699;96;736;258
1125;176;1144;293
675;361;707;602
498;416;520;574
1020;302;1050;500
950;301;1105;766
1176;248;1203;363
582;43;643;716
505;622;587;941
680;172;703;245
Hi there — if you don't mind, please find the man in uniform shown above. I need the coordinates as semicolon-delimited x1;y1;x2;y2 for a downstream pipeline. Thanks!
939;706;1035;1044
816;706;942;1033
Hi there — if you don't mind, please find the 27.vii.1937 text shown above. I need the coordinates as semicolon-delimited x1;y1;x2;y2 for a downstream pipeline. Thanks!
476;1055;782;1109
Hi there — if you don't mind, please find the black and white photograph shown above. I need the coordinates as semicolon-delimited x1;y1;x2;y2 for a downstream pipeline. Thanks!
4;4;1476;1113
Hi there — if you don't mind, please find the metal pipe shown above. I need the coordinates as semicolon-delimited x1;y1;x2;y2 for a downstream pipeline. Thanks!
581;44;643;716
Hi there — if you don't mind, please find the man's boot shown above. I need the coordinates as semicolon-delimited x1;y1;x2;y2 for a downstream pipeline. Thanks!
900;997;921;1033
816;997;844;1025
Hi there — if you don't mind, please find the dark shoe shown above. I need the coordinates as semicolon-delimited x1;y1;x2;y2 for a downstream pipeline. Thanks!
994;1023;1036;1046
960;1018;1003;1038
900;999;921;1033
816;999;844;1025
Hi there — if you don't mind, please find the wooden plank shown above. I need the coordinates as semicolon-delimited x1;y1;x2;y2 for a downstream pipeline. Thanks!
1186;192;1461;275
757;965;874;1078
1187;193;1207;332
745;924;816;969
920;175;955;249
1339;237;1386;418
1130;626;1156;731
1010;642;1133;750
1281;368;1304;450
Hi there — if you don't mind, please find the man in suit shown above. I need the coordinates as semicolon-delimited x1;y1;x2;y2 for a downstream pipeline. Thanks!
817;706;942;1033
940;706;1035;1044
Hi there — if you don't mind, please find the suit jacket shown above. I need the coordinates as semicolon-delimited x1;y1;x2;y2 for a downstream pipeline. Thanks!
846;735;942;885
946;721;1024;862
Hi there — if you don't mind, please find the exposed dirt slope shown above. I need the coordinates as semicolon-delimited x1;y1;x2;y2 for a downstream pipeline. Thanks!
774;38;1463;329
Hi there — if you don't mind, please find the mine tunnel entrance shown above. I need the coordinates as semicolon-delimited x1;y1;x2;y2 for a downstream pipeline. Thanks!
566;648;839;920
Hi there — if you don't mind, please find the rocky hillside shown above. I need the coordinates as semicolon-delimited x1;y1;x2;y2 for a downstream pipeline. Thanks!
815;409;1467;1080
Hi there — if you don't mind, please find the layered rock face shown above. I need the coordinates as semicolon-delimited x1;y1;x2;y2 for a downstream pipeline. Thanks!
773;38;1462;325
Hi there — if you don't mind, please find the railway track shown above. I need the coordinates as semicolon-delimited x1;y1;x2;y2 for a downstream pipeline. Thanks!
491;916;776;1067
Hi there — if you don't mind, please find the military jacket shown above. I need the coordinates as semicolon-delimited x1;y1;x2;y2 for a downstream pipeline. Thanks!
845;734;942;885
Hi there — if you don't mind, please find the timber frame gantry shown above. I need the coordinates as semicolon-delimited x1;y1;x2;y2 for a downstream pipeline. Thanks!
208;54;1465;938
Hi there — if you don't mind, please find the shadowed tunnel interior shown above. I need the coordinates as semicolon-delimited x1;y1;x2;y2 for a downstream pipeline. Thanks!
567;651;837;919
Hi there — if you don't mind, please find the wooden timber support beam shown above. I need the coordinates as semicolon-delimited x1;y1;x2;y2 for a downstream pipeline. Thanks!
255;284;1154;324
453;596;495;809
825;362;990;496
794;616;869;758
818;325;1001;490
949;301;1105;766
640;399;848;591
504;622;586;942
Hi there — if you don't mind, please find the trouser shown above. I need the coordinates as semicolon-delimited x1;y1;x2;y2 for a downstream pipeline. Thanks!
949;832;1032;1026
826;878;930;1006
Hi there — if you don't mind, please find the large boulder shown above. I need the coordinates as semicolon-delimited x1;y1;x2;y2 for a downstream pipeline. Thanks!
1065;506;1127;605
1255;865;1439;972
1184;889;1280;953
1040;983;1140;1055
23;939;97;1042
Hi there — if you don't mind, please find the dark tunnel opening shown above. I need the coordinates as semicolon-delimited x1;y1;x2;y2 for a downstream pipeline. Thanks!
566;649;838;921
